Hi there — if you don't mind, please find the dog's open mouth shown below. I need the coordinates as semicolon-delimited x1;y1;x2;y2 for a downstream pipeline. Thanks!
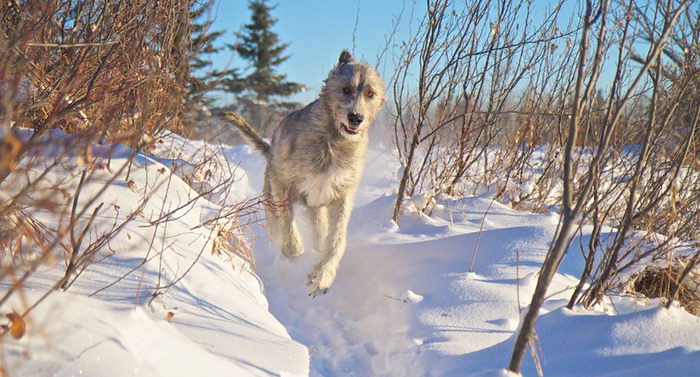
341;123;360;135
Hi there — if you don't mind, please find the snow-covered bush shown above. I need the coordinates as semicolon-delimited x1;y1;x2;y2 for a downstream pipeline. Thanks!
0;0;259;345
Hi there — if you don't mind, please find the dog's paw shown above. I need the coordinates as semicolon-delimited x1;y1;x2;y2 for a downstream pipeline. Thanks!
282;247;304;260
281;236;304;259
306;266;336;298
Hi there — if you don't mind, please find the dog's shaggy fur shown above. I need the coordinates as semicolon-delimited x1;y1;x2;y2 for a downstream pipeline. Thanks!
225;51;385;296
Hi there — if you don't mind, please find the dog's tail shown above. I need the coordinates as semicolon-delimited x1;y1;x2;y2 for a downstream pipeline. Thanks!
223;112;271;158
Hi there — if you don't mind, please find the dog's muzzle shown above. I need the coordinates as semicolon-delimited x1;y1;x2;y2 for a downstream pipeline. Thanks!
343;112;364;135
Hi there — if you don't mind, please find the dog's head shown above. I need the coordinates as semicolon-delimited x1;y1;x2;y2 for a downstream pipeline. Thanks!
320;50;386;140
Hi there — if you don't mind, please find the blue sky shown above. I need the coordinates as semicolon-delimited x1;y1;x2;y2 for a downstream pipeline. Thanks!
205;0;421;103
204;1;599;105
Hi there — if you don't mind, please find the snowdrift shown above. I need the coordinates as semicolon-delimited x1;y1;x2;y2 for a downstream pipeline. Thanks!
2;133;699;377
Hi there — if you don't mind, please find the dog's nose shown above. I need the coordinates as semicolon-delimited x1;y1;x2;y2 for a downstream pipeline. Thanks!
347;112;364;126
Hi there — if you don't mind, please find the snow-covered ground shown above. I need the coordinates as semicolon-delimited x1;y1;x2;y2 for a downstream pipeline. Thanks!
2;132;700;377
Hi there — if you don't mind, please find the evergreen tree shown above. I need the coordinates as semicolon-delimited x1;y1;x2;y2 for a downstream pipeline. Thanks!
187;1;238;109
223;0;304;106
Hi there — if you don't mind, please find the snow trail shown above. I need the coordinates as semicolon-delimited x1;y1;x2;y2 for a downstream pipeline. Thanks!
243;146;559;376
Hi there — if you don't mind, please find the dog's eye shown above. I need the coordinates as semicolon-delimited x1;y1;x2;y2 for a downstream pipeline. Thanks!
366;91;375;98
342;87;352;95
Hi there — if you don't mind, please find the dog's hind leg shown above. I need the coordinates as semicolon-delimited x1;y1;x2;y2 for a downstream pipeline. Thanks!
263;171;280;245
307;205;328;252
306;195;352;296
265;173;304;259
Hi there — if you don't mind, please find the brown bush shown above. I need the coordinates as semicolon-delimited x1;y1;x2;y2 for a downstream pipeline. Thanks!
0;0;252;343
1;0;204;183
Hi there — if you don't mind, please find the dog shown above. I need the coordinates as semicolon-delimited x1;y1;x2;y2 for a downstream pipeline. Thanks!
225;50;385;297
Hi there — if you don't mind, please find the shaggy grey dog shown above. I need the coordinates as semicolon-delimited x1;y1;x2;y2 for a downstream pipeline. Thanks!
225;50;385;296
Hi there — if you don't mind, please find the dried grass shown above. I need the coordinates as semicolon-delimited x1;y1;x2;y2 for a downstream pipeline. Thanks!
212;219;255;273
627;258;700;316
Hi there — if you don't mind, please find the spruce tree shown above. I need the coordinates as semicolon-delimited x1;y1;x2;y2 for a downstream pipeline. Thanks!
223;0;303;107
187;1;238;109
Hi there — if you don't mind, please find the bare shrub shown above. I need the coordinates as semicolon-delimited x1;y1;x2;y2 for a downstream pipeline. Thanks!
0;0;206;183
0;0;259;346
509;0;695;373
382;0;700;372
390;0;575;221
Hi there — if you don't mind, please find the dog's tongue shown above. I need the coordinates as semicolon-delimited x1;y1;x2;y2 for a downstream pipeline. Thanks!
343;124;360;135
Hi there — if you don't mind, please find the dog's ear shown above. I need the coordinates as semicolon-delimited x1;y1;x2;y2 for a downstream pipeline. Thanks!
339;50;353;65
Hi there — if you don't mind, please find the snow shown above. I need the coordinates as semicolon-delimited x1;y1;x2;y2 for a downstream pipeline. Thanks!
2;131;700;377
2;130;307;377
400;290;424;303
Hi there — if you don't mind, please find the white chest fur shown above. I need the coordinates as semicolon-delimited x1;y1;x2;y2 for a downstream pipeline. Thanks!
299;164;356;206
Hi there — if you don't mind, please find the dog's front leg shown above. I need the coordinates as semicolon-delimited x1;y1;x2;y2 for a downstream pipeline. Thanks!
307;205;328;252
306;195;352;296
265;172;303;259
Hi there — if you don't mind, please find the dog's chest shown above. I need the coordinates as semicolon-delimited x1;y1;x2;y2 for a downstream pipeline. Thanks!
298;163;356;206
